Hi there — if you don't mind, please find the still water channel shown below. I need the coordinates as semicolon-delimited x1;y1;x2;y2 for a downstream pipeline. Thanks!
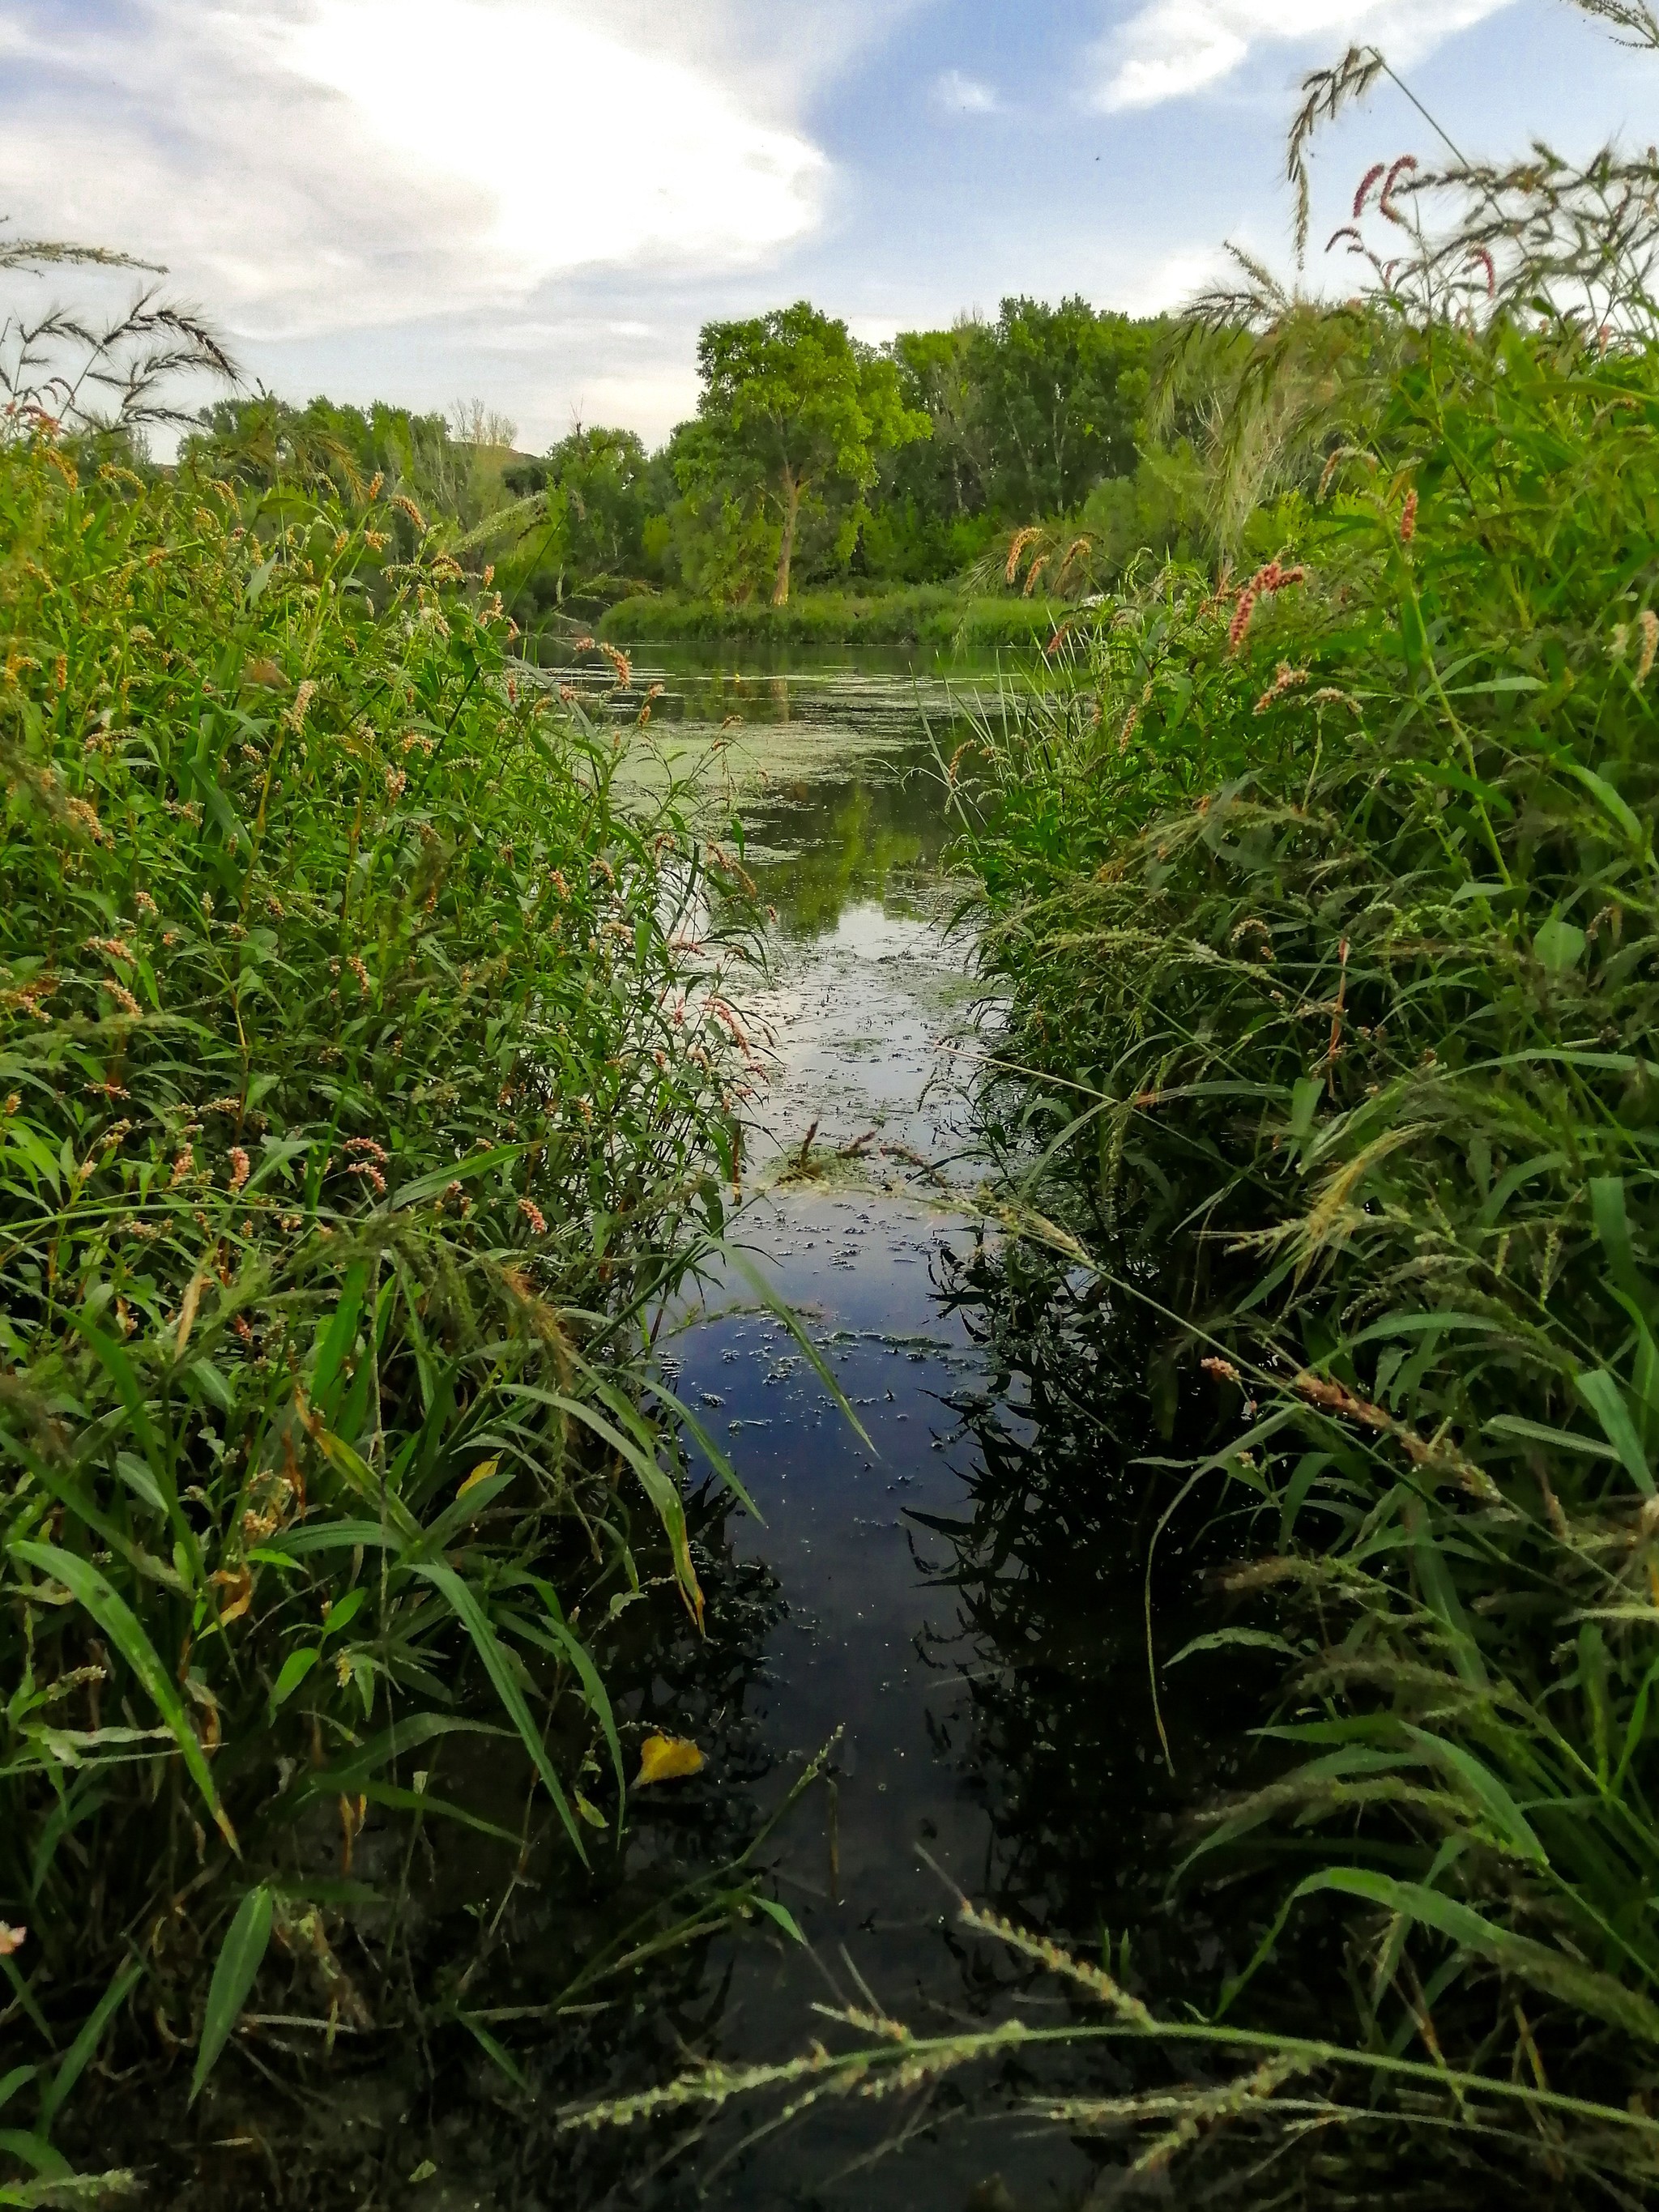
476;650;1245;2212
117;653;1255;2212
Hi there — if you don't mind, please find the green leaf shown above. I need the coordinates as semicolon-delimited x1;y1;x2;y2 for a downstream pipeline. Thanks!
38;1958;143;2133
267;1648;318;1716
190;1886;273;2103
1534;917;1586;974
1576;1368;1653;1495
1563;761;1645;847
1591;1175;1643;1299
406;1561;586;1860
750;1894;807;1946
1401;1726;1547;1863
393;1144;523;1210
1484;1414;1618;1460
9;1541;237;1851
1167;1626;1299;1668
454;2013;531;2093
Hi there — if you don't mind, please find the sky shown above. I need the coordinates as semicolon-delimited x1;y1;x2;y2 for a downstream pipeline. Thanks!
3;0;1657;452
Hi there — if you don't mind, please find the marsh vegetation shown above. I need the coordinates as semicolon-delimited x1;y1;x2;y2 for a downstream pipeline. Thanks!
11;11;1659;2210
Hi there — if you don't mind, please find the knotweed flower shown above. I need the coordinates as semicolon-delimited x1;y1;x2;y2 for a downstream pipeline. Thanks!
1353;160;1387;217
518;1196;548;1234
1380;153;1418;223
134;889;157;918
85;936;134;962
228;1147;250;1191
1400;489;1418;542
64;796;109;845
1253;664;1308;714
1639;609;1658;685
169;1146;194;1187
104;982;142;1018
1004;526;1042;585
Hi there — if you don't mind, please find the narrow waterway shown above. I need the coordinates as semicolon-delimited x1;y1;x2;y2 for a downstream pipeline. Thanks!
100;653;1259;2212
509;652;1252;2212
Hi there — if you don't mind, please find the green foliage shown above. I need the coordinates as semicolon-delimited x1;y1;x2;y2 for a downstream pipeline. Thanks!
956;291;1659;2159
182;393;518;532
501;426;658;613
599;585;1064;656
0;441;755;2148
675;303;930;605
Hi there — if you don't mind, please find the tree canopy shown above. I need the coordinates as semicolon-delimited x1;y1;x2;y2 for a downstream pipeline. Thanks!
681;303;930;603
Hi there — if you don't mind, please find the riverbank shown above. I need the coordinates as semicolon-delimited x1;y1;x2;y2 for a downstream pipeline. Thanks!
0;444;760;2182
596;586;1068;657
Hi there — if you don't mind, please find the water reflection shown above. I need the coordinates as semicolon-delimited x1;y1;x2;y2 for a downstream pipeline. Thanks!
89;654;1327;2211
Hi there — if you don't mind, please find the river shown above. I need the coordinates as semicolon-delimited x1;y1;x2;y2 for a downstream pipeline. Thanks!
115;650;1256;2212
485;650;1249;2212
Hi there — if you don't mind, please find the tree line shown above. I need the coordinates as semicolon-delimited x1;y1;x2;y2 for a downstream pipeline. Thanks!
184;296;1205;617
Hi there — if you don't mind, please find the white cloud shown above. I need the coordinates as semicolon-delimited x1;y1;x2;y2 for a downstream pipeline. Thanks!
932;67;1000;113
1090;0;1516;111
0;0;844;339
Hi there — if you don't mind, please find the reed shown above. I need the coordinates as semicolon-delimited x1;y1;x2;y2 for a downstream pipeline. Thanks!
0;414;760;2188
937;100;1659;2188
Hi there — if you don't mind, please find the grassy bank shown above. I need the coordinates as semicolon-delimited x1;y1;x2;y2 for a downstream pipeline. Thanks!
0;441;760;2182
933;184;1659;2180
596;586;1068;658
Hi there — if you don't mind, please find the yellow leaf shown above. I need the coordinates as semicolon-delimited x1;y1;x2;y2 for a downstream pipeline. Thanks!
174;1271;205;1359
211;1565;253;1626
634;1733;704;1788
458;1457;500;1499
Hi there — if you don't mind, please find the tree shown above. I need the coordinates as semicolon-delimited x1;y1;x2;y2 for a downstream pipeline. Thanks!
503;425;654;601
688;303;929;603
971;297;1159;518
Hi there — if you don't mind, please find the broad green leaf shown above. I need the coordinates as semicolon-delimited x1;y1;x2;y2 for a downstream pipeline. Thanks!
1534;917;1586;974
190;1886;273;2103
10;1542;236;1850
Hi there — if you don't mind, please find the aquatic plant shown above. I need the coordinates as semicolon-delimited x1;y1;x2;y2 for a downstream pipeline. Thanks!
932;43;1659;2189
0;377;762;2187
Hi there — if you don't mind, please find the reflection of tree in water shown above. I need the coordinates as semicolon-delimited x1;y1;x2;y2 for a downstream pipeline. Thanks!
926;1239;1263;2012
77;1485;789;2211
919;1245;1572;2211
748;768;950;938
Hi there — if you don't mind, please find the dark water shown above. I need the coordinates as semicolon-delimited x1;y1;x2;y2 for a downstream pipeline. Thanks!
513;652;1256;2210
104;654;1266;2212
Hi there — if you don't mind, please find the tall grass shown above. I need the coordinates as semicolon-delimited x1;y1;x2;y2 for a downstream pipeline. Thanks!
0;429;761;2189
572;44;1659;2198
933;114;1659;2180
